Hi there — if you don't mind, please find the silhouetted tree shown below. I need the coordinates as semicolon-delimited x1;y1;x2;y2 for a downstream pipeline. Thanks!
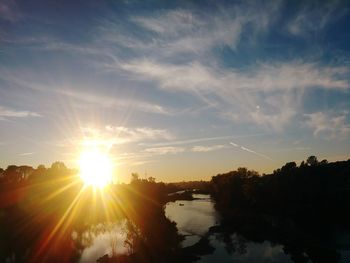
281;161;297;171
320;159;328;165
131;173;139;183
148;177;156;183
306;155;318;166
300;160;307;168
50;161;67;170
0;164;183;263
209;156;350;263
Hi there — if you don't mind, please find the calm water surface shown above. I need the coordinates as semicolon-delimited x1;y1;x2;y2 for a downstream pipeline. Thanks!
165;194;217;247
76;220;129;263
76;194;350;262
165;194;293;262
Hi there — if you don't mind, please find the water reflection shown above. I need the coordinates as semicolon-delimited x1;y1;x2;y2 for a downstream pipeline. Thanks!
72;194;350;262
75;220;129;263
165;194;218;247
202;234;292;263
165;194;294;262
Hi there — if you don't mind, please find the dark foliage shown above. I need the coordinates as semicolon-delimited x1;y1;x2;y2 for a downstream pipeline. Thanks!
211;157;350;224
210;156;350;263
1;156;350;262
0;166;183;263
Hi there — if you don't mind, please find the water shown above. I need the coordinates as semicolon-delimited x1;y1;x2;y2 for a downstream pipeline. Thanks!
202;234;292;263
74;194;350;262
165;194;293;262
76;194;217;262
165;194;217;247
76;220;129;263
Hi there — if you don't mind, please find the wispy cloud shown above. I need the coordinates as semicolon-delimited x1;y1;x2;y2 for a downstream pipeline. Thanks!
287;0;347;37
104;125;174;142
305;111;350;139
191;144;227;152
0;106;42;120
121;59;349;92
1;0;350;173
120;59;349;131
230;142;273;161
121;59;349;93
18;152;34;156
0;72;172;115
128;160;157;166
79;125;174;148
57;88;172;115
130;9;243;55
96;5;350;133
0;0;21;22
93;4;279;63
2;3;349;135
144;146;185;155
140;133;266;147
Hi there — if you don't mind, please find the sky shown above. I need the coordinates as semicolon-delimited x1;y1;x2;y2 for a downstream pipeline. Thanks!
0;0;350;182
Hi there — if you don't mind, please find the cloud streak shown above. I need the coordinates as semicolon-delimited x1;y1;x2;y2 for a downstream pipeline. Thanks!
0;0;21;22
0;106;42;120
305;111;350;139
79;125;175;148
120;58;349;131
140;133;266;147
191;145;227;152
287;0;347;37
230;142;273;161
144;146;185;155
18;152;35;156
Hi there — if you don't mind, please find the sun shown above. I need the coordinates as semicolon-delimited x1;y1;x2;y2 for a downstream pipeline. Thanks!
78;148;113;188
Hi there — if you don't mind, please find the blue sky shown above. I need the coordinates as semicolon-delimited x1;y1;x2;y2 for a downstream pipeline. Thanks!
1;0;350;182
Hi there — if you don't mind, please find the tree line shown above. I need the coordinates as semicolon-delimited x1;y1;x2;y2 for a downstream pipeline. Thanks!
209;156;350;262
0;163;184;262
210;156;350;224
1;156;350;262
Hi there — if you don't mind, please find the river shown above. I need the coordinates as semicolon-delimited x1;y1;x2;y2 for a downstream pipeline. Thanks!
76;193;350;262
165;194;350;263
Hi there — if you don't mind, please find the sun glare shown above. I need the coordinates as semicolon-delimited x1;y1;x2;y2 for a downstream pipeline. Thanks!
78;148;113;188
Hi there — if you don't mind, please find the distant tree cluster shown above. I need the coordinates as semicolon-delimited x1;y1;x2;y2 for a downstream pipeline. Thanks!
166;180;210;193
211;156;350;224
209;156;350;262
0;161;76;185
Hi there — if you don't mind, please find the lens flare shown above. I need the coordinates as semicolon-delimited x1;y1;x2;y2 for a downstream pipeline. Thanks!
78;148;113;188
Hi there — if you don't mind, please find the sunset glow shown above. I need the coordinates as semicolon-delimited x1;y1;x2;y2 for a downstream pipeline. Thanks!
1;1;350;262
78;148;113;188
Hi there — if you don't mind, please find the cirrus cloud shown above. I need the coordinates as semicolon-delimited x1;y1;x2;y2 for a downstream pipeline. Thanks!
191;145;227;152
144;146;185;155
0;106;42;120
304;111;350;139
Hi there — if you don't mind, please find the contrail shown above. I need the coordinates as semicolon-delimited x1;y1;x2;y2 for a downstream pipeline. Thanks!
229;142;239;147
140;133;266;147
230;142;273;161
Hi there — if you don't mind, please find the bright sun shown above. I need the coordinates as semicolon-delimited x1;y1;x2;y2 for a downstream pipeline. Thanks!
78;148;113;188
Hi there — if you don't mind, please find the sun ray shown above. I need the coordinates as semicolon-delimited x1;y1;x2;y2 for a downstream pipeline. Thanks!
39;179;81;205
34;186;86;259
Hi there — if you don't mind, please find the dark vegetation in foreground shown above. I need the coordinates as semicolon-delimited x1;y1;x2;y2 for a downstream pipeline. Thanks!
0;164;185;262
0;156;350;262
210;156;350;263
